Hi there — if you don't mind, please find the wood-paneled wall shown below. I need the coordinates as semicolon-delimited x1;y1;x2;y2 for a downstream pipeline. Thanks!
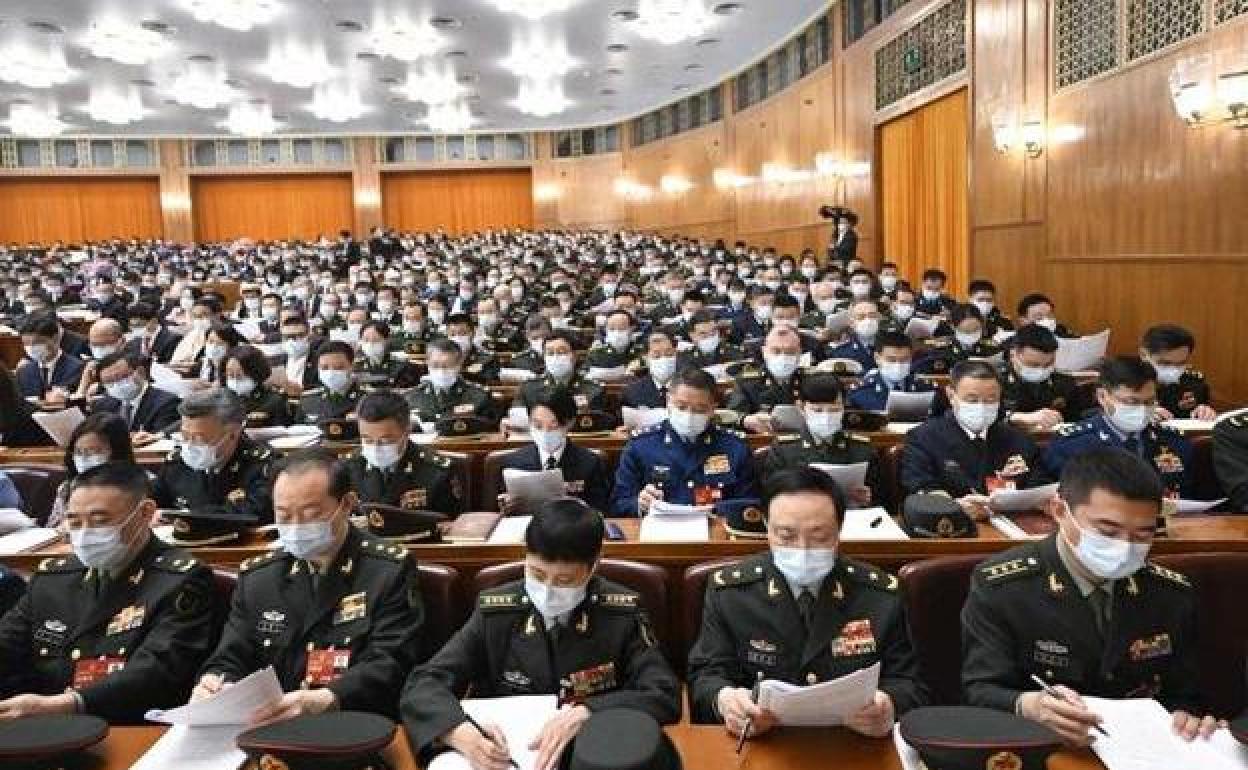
382;168;533;234
0;177;162;243
192;173;354;242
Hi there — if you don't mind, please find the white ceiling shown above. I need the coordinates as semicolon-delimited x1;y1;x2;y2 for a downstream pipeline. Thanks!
0;0;830;137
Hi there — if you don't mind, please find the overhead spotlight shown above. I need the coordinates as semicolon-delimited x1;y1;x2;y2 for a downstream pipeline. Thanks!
0;37;75;89
220;100;281;135
368;20;446;62
181;0;282;31
393;65;466;105
261;40;335;88
488;0;582;20
82;20;171;65
85;82;147;125
500;35;577;79
308;79;368;122
511;78;573;117
3;102;70;136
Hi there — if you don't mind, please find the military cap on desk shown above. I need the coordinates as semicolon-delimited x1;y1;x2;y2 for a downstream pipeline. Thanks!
564;709;681;770
843;409;889;432
0;714;108;770
902;493;977;539
361;504;445;543
900;706;1060;770
435;415;493;437
717;498;767;539
164;508;260;546
318;417;359;442
820;358;865;376
236;712;395;770
570;410;618;434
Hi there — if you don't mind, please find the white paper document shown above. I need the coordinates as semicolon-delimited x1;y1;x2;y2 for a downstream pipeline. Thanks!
757;662;879;727
233;319;263;342
885;390;936;422
892;724;928;770
150;363;198;399
1056;329;1111;372
128;725;248;770
427;696;559;770
0;508;35;535
507;406;531;430
586;365;631;383
499;367;538;383
245;425;320;441
0;526;60;554
810;462;870;495
488;515;532;544
502;469;566;509
1175;498;1227;514
641;501;710;542
825;310;851;334
31;406;85;447
989;516;1044;540
1084;697;1247;770
840;508;910;540
622;406;668;431
1164;418;1217;433
146;667;282;726
904;316;941;341
989;483;1059;513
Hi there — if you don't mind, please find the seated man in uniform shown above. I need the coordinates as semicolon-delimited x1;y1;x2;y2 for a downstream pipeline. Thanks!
1002;323;1084;430
1044;357;1193;498
847;331;935;413
498;389;611;515
900;360;1048;521
17;315;85;400
193;448;424;721
586;309;645;371
514;331;607;416
684;310;744;369
726;326;803;434
761;375;884;509
914;304;1003;376
446;313;501;385
152;387;274;523
355;322;421;389
822;298;884;373
962;449;1215;747
0;462;219;722
688;467;930;738
967;279;1014;338
348;390;464;515
1139;324;1217;422
620;330;680;410
1214;409;1248;511
1016;293;1075;338
299;340;364;423
400;499;680;770
612;367;756;516
405;338;498;427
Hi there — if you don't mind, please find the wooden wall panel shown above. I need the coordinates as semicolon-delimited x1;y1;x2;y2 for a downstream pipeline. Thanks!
0;177;162;243
382;168;533;234
192;174;353;242
533;153;626;230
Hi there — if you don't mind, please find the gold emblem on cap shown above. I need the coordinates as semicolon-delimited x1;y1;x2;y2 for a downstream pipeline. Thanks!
936;516;955;537
743;506;763;523
328;422;343;437
258;755;290;770
368;510;385;529
986;751;1022;770
227;488;246;504
454;419;467;432
173;518;190;533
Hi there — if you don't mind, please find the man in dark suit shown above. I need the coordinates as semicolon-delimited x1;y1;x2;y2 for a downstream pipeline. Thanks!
498;389;611;514
17;316;85;399
828;211;859;265
125;302;182;364
91;351;182;436
84;276;130;324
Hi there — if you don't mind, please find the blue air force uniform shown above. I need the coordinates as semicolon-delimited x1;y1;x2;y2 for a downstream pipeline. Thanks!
1043;414;1194;497
610;420;758;517
821;334;876;372
847;370;936;412
900;412;1049;497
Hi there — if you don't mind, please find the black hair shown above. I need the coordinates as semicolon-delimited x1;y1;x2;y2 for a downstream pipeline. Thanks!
1141;324;1195;355
20;316;60;337
950;303;984;326
761;467;846;524
69;461;151;503
273;447;353;499
1099;356;1157;390
426;337;463;360
968;279;997;295
1017;292;1054;317
315;340;356;366
361;321;392;339
670;365;717;397
797;374;845;403
446;312;475;330
874;330;913;354
922;269;947;283
773;294;800;312
129;301;160;323
280;313;310;330
1011;323;1059;354
690;310;718;328
356;389;411;429
606;309;637;327
224;344;273;384
544;330;579;352
64;413;136;481
208;323;244;348
950;359;1001;387
1058;448;1164;510
531;388;577;424
97;349;148;375
525;497;605;566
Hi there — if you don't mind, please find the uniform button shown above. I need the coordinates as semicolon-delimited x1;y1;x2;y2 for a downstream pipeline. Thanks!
343;637;351;645
263;639;272;648
687;481;694;488
307;642;315;651
39;647;48;656
1045;670;1053;679
806;673;818;685
71;649;81;660
119;647;126;656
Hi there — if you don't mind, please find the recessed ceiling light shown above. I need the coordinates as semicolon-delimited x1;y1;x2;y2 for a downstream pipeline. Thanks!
140;20;173;35
130;78;156;87
684;63;703;70
187;54;215;63
606;43;629;53
457;73;479;85
600;88;617;95
713;3;744;15
26;20;65;35
429;16;462;29
378;75;400;85
611;10;639;22
605;67;624;76
224;78;247;88
356;51;380;61
335;20;363;32
696;37;721;46
446;50;469;59
673;83;691;91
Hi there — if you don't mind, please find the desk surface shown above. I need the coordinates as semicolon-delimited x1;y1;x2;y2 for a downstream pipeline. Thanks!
87;723;1105;770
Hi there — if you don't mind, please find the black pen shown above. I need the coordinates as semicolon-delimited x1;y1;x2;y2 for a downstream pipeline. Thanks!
870;516;883;528
735;672;764;754
463;713;520;768
1029;674;1109;737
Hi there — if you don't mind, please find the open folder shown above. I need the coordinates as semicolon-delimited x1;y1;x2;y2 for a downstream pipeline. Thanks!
757;662;879;727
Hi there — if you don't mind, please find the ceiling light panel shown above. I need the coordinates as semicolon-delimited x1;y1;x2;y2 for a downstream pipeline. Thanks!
182;0;282;32
0;38;75;88
85;82;146;124
82;20;171;66
261;40;335;88
368;19;446;62
488;0;582;21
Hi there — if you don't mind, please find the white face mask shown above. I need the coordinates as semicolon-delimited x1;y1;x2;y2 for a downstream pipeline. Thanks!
525;575;587;622
402;320;424;335
319;369;352;393
605;330;632;350
955;401;999;434
105;376;142;403
192;318;213;333
284;338;310;358
362;441;403;471
530;427;567;455
696;334;720;355
204;343;228;362
648;355;677;383
804;409;843;441
754;305;773;322
879;361;911;384
70;499;143;570
880;275;899;291
278;518;339;561
73;452;110;475
853;318;880;339
1016;363;1053;384
893;303;915;321
427;367;459;390
1035;317;1058;332
765;353;800;381
668;408;710;441
361;341;387;360
729;292;746;306
262;306;280;321
850;282;872;299
1063;503;1150;580
25;343;52;363
182;434;226;471
955;331;983;349
91;344;119;360
1153;364;1185;386
771;546;838;589
922;288;942;301
1107;401;1152;435
545;354;575;380
450;335;474;355
227;377;257;397
376;301;395;317
972;300;995;317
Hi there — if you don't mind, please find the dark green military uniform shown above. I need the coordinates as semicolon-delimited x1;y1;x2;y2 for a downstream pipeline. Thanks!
354;356;422;390
687;552;930;723
298;385;364;424
760;429;889;509
515;374;606;414
1157;370;1212;420
799;306;848;332
390;330;429;356
200;526;424;718
346;443;464;515
1002;368;1085;423
1214;408;1248;511
405;379;498;425
681;342;747;369
0;536;219;722
240;385;294;428
399;576;680;754
152;435;275;523
585;341;645;370
915;337;1003;376
479;322;526;354
961;535;1201;715
508;349;544;375
725;368;802;417
461;348;501;385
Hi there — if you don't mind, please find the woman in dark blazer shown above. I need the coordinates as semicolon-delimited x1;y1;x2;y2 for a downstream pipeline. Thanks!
0;365;53;447
221;344;293;428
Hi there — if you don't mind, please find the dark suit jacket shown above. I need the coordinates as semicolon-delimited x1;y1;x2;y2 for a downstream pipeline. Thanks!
91;385;182;434
126;327;182;364
16;354;85;398
829;228;859;263
498;442;611;513
621;376;668;410
59;331;90;359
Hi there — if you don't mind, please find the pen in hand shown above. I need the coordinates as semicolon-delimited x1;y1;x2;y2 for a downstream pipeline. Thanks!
1029;674;1109;737
736;672;764;755
464;713;520;769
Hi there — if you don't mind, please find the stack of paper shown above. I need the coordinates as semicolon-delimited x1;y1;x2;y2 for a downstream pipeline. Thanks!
128;726;248;770
810;462;870;497
1165;418;1217;433
825;310;851;334
622;406;667;431
1056;329;1111;372
0;527;61;555
841;508;910;540
640;501;710;542
428;696;559;770
892;724;928;770
988;483;1059;513
0;508;37;535
885;390;936;422
151;363;198;399
31;406;85;447
1084;698;1247;770
989;516;1042;540
246;425;320;441
146;667;282;726
487;516;532;544
502;469;566;509
904;317;941;340
757;662;879;727
507;406;531;430
586;365;631;383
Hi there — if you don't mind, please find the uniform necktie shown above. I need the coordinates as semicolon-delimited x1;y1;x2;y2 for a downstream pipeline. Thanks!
1124;435;1142;459
797;590;817;631
1088;587;1109;637
545;455;558;471
121;399;133;428
42;365;52;396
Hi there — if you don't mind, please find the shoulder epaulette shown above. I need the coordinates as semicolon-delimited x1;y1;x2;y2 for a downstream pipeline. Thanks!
1216;407;1248;429
1145;563;1191;589
478;590;528;612
1054;420;1094;437
246;444;273;460
36;556;80;573
976;554;1043;585
710;560;767;589
848;433;871;443
418;449;452;467
301;387;325;397
151;552;199;573
839;560;899;592
1186;370;1205;381
592;591;641;612
360;538;407;562
240;551;280;573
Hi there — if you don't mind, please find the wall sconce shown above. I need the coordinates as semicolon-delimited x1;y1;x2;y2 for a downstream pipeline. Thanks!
761;162;812;184
1020;121;1045;158
1170;51;1248;129
160;191;191;212
712;168;754;189
659;174;693;194
613;178;653;200
991;121;1017;154
533;183;561;202
355;188;381;208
